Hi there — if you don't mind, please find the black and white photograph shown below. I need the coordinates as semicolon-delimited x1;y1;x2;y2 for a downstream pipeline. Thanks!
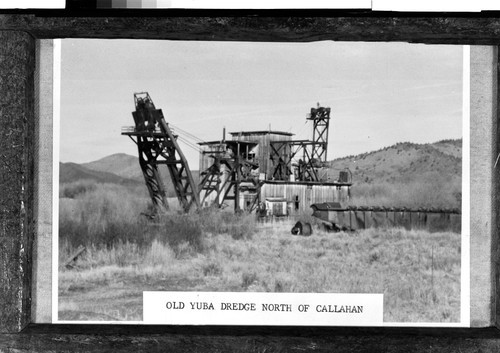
56;38;467;324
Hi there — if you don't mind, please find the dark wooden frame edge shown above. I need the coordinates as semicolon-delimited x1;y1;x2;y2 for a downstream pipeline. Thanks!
1;11;500;352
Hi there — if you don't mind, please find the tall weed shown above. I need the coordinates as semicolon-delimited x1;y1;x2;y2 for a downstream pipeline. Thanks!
60;180;96;198
162;213;204;256
350;172;461;209
59;183;258;261
196;207;256;240
59;183;155;249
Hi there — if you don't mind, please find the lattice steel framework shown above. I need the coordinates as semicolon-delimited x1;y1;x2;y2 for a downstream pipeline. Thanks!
307;106;331;162
270;140;323;182
270;105;331;182
199;141;261;212
122;92;200;213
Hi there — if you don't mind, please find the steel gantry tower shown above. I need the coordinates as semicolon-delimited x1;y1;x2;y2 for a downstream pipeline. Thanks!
269;104;331;182
307;104;331;163
122;92;200;213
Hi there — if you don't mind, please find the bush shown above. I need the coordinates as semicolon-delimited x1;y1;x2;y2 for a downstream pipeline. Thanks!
196;207;256;240
60;180;96;198
162;213;204;256
241;271;258;289
203;261;222;276
59;183;155;250
59;183;258;260
350;172;461;209
158;208;257;256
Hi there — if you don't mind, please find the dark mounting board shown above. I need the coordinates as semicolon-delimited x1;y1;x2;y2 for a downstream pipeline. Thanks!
1;10;500;353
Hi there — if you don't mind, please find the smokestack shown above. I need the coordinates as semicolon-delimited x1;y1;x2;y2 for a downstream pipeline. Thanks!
223;126;226;142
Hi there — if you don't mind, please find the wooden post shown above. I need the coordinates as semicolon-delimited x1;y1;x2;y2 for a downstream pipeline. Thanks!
0;31;35;333
32;39;54;324
470;46;498;327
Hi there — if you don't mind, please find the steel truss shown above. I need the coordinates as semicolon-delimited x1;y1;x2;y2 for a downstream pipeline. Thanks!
307;106;331;162
199;142;261;212
270;105;331;182
122;93;200;213
270;140;325;182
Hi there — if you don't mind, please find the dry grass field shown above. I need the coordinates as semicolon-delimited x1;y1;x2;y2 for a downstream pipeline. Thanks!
58;139;463;324
58;185;461;323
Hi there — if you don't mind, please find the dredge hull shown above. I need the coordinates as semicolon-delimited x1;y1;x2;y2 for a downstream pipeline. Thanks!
311;203;461;233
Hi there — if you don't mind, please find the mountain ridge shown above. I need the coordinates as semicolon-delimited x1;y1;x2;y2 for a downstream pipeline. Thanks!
81;153;143;181
60;139;462;206
327;139;461;185
59;162;142;186
70;153;199;197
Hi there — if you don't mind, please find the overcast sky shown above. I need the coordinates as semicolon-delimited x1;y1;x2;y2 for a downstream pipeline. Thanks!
59;39;463;168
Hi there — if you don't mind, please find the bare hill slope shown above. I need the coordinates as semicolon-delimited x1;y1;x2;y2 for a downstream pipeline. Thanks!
66;153;199;198
328;139;461;185
327;139;462;209
81;153;143;181
59;162;141;186
61;140;462;209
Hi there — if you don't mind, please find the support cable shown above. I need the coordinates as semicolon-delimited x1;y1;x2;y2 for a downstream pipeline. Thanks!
170;123;206;144
176;136;203;153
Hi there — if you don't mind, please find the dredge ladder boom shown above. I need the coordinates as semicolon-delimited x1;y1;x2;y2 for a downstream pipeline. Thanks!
122;92;200;213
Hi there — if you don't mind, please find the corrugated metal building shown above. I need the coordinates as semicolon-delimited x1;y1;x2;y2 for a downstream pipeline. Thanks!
230;130;293;179
260;180;350;215
198;140;258;176
197;130;351;215
198;139;259;208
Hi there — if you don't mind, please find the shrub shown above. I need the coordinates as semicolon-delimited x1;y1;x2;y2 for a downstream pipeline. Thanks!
290;210;322;226
196;207;256;240
241;271;258;289
162;213;204;256
59;183;155;250
71;241;144;269
202;261;222;276
59;182;258;260
143;239;175;267
349;172;461;210
368;250;381;263
158;208;257;256
60;180;96;198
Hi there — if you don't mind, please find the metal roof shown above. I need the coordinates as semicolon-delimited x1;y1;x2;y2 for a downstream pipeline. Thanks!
310;202;346;211
263;180;352;187
229;130;294;136
197;140;258;146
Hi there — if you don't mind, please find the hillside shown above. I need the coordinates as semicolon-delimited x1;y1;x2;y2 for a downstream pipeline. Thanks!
59;162;142;186
327;139;462;185
64;154;199;198
81;153;143;181
326;139;462;209
61;139;462;209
